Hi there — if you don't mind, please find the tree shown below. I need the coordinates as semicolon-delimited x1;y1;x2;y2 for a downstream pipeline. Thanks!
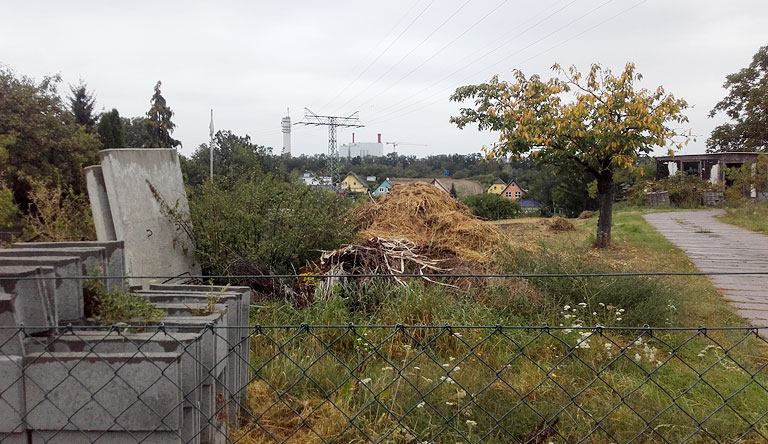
144;81;180;148
707;45;768;152
451;62;688;248
121;116;147;147
96;109;126;148
68;81;97;132
0;67;101;209
449;183;457;198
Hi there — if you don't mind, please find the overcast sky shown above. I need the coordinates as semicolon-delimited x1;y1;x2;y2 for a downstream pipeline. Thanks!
2;0;767;158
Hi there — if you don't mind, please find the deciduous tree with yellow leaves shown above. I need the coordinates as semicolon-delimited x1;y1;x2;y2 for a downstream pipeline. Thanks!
450;63;689;248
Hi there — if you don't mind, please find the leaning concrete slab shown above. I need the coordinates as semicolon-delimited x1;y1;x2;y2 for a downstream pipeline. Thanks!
24;351;183;432
12;241;125;291
84;165;117;241
94;149;200;287
0;256;82;322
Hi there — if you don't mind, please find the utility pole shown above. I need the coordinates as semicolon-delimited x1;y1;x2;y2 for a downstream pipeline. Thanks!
296;108;364;186
209;109;214;180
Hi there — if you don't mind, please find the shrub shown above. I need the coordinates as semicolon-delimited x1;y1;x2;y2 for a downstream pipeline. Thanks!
186;175;354;291
83;279;163;324
460;193;521;220
635;173;716;207
0;186;19;228
21;178;95;241
723;155;768;203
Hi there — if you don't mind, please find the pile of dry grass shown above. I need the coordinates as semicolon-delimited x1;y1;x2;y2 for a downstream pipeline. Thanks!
355;183;502;263
547;217;576;232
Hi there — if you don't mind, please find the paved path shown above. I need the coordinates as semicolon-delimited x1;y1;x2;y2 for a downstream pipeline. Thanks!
643;210;768;327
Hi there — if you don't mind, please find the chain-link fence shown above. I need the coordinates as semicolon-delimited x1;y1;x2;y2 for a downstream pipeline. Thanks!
2;324;768;444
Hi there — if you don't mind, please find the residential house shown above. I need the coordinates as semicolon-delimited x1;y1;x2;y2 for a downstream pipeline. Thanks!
373;178;433;196
519;199;543;214
500;181;524;200
487;178;506;195
340;172;370;194
432;178;484;197
373;179;392;196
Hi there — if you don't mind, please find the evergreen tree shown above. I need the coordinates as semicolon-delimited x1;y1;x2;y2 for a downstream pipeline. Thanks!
68;81;97;132
144;81;181;148
97;109;126;148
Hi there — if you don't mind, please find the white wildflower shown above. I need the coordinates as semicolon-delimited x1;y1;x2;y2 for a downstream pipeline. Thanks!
413;366;421;371
466;420;477;426
604;343;612;350
563;305;571;310
449;356;456;361
417;402;425;408
446;402;456;406
382;366;393;371
579;302;587;307
361;378;372;384
616;317;622;321
634;353;642;362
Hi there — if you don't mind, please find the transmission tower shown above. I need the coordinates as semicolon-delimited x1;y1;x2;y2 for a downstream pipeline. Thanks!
296;108;364;186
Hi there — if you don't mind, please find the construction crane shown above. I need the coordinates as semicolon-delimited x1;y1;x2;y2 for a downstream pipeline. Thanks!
296;108;364;186
385;141;427;154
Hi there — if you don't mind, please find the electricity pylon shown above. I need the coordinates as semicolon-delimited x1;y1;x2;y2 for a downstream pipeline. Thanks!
296;108;364;187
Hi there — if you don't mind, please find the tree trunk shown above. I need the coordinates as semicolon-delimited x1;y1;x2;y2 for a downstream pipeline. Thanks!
595;173;614;249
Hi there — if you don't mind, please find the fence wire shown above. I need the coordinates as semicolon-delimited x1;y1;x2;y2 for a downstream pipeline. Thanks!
1;324;768;444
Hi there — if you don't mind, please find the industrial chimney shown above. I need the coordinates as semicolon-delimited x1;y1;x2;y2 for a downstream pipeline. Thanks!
281;109;291;157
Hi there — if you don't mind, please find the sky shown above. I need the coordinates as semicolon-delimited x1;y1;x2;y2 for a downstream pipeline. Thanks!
2;0;767;158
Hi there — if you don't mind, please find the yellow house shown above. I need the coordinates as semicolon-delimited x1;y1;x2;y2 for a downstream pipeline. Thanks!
340;172;370;194
487;178;506;195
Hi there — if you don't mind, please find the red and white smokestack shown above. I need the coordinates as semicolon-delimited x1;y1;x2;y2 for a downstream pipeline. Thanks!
352;133;355;143
378;133;382;143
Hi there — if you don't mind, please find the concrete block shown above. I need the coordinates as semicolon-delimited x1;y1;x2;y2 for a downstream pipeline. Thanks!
148;284;252;399
137;292;244;398
96;149;200;287
0;432;28;444
84;165;117;241
0;248;107;280
24;352;183;432
0;294;24;355
12;241;125;292
0;256;82;322
0;356;25;433
30;430;181;444
0;266;54;333
160;312;228;381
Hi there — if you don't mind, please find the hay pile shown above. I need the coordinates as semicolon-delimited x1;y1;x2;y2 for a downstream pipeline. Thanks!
297;183;503;298
355;183;502;263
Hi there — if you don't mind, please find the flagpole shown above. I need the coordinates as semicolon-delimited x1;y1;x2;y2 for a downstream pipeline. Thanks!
209;109;214;180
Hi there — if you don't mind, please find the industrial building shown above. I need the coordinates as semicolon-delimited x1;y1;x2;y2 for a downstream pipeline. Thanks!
340;133;385;158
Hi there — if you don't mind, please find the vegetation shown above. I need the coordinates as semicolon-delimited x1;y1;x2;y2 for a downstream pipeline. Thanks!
97;109;126;148
240;208;761;443
460;193;521;220
143;80;180;148
0;67;101;211
67;81;97;133
83;279;163;324
450;62;689;248
707;45;768;152
20;178;95;241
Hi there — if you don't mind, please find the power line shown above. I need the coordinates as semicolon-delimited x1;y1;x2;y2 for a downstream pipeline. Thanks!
368;0;637;125
364;0;583;122
322;0;438;112
350;0;512;112
334;0;476;112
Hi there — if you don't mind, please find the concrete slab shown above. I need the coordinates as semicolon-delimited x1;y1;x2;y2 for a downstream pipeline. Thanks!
95;149;200;287
0;256;83;322
84;165;117;242
12;241;125;292
30;430;181;444
0;356;25;433
0;266;54;332
23;352;183;432
0;294;24;355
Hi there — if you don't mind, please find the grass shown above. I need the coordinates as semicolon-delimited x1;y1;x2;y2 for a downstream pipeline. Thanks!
718;202;768;235
236;207;767;443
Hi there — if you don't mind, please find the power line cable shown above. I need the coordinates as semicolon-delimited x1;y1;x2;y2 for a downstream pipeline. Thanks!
334;0;476;112
348;0;512;112
368;0;633;125
363;0;582;121
321;0;438;112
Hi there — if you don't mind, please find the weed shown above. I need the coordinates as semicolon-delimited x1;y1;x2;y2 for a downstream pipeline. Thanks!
83;279;163;325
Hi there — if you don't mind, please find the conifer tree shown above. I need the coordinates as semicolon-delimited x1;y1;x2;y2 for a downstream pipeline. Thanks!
68;81;97;132
144;81;181;148
97;109;126;148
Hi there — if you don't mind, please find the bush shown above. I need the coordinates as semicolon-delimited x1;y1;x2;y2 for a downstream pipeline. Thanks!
633;173;716;207
186;175;354;291
460;193;521;220
21;178;95;241
83;279;163;324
